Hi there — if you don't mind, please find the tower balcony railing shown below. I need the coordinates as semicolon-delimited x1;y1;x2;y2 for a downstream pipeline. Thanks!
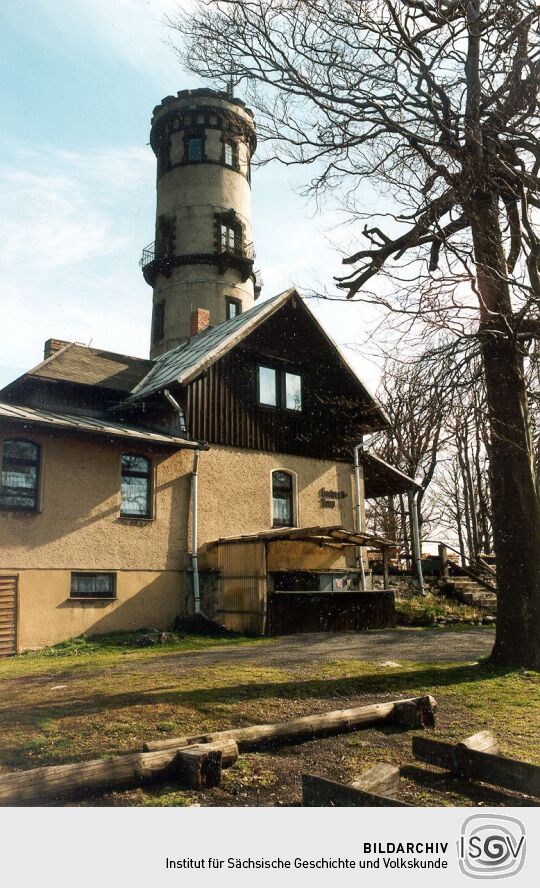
140;241;156;270
219;240;255;260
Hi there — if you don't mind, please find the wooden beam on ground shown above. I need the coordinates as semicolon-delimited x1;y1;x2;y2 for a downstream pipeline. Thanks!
412;733;539;798
350;763;400;797
143;695;437;754
302;774;411;807
0;738;238;805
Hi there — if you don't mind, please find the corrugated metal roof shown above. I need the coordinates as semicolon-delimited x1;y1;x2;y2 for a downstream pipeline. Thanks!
0;402;201;448
129;288;295;401
207;525;396;548
3;343;154;395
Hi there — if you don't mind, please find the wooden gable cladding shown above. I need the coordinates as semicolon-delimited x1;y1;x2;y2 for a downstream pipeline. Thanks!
185;298;384;461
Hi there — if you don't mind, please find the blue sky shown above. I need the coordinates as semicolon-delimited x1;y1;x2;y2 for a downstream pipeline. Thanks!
0;0;381;392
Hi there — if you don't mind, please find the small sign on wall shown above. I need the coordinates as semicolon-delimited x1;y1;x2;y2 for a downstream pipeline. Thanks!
319;487;348;509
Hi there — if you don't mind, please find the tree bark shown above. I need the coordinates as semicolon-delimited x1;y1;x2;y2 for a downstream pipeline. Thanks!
470;193;540;668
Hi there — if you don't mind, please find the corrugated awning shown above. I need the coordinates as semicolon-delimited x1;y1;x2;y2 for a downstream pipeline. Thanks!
208;524;396;549
362;452;420;498
0;401;203;449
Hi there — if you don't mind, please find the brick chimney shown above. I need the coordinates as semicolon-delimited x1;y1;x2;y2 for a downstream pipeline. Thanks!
44;338;71;360
190;308;210;338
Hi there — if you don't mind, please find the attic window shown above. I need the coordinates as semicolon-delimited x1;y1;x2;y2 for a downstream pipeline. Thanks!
257;367;303;412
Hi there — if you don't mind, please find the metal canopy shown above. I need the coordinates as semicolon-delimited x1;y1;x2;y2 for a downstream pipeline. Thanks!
362;452;421;498
208;524;396;550
0;401;202;449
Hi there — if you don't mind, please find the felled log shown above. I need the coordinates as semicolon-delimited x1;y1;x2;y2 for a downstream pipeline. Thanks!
0;738;238;805
302;774;411;807
144;695;437;753
412;732;540;798
350;762;400;797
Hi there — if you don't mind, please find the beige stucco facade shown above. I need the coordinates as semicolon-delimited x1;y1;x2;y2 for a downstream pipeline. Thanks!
0;423;364;650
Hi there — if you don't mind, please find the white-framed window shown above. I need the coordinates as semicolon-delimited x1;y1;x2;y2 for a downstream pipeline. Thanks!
120;454;152;518
272;470;296;528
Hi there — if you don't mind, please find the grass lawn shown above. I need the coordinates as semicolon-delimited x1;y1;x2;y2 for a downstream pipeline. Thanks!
0;630;538;807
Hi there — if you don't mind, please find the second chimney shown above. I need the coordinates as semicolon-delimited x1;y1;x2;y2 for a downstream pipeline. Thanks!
190;308;210;338
44;338;71;360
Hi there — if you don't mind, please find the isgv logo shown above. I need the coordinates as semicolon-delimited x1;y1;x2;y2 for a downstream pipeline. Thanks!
458;814;526;879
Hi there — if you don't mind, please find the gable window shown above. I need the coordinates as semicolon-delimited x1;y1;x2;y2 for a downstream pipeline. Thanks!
70;572;116;600
0;439;40;511
258;366;278;407
226;297;241;320
224;140;236;167
257;367;303;412
120;454;152;518
285;372;302;411
187;137;203;162
272;471;295;527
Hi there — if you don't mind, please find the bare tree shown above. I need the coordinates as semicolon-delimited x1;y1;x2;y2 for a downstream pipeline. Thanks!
175;0;540;667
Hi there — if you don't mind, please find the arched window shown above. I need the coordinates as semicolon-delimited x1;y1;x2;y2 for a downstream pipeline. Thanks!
120;454;152;518
0;438;40;511
272;470;295;528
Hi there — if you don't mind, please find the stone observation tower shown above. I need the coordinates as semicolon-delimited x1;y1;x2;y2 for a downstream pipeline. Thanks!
141;89;259;358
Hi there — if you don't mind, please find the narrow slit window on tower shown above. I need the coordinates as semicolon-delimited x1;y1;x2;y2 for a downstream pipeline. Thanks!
187;137;203;162
152;301;165;345
224;140;235;167
226;297;241;320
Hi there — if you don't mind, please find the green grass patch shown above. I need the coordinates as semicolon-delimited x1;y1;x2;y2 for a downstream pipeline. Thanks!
396;591;486;626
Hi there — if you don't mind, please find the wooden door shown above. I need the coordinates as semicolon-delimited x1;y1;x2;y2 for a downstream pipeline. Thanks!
0;576;18;657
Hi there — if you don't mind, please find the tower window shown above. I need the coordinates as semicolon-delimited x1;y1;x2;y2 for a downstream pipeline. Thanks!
272;471;295;528
152;301;165;345
0;438;40;511
224;140;236;167
187;137;203;162
226;297;242;320
120;454;152;518
221;223;238;252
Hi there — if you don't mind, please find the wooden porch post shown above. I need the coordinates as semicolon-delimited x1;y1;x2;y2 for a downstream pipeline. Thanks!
382;547;390;590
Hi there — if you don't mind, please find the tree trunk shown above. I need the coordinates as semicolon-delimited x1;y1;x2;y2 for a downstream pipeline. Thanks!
470;194;540;669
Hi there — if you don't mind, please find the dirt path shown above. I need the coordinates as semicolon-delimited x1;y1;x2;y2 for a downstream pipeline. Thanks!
117;627;494;675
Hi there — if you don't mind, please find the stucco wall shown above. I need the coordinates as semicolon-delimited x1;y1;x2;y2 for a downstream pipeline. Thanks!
0;568;184;651
0;425;364;647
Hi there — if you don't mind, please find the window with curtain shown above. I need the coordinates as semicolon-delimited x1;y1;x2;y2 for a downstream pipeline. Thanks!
0;438;40;511
70;573;116;599
120;454;151;518
272;470;295;527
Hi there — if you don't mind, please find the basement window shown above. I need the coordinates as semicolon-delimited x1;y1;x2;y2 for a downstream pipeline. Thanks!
120;454;152;518
0;438;40;511
70;573;116;600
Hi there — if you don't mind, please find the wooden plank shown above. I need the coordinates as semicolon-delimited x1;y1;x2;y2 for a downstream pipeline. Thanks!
350;763;400;797
412;736;540;797
144;695;437;753
302;774;411;807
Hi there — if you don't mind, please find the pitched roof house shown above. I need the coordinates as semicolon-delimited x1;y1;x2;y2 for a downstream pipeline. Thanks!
0;90;416;653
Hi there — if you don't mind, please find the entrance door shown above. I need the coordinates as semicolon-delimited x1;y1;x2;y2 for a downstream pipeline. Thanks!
0;576;18;657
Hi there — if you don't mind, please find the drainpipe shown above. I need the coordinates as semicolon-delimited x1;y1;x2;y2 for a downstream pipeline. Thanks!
191;448;201;614
353;443;366;591
164;388;201;613
408;489;426;596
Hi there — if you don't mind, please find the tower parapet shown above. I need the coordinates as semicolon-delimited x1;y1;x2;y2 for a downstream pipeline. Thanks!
142;89;258;357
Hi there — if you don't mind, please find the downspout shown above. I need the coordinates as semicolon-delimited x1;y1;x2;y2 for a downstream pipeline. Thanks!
191;448;201;613
353;443;366;591
163;388;201;613
408;489;426;596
